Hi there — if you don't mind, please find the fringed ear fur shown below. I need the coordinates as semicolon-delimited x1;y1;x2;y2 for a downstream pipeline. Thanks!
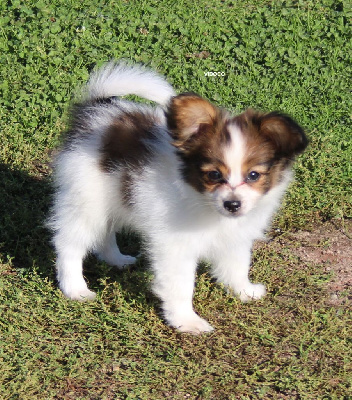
166;93;222;150
259;112;308;157
167;94;307;159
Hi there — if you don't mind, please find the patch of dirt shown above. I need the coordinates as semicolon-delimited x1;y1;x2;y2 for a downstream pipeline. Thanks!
275;219;352;306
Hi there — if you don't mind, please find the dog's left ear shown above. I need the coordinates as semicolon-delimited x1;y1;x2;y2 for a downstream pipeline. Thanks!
166;93;221;150
259;112;308;157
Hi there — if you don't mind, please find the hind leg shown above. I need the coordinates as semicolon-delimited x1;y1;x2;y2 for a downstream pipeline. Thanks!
56;245;96;301
53;208;105;301
97;232;137;268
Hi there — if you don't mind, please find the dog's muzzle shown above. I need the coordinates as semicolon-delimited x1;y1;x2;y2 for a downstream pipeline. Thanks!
223;200;241;213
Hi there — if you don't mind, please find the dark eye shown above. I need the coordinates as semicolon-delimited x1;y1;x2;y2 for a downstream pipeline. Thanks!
207;170;223;182
246;171;260;182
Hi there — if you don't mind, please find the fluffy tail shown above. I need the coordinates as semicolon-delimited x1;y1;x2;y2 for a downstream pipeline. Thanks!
84;61;176;107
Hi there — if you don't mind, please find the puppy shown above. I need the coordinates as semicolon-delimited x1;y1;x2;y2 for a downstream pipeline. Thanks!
49;62;307;333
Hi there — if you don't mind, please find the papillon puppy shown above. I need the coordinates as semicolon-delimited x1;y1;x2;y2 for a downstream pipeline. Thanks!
49;62;307;333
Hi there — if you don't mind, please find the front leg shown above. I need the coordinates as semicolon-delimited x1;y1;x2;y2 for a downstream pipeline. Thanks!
211;242;266;302
150;242;214;334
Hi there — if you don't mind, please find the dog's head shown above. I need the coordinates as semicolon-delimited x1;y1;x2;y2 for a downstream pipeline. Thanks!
167;93;308;217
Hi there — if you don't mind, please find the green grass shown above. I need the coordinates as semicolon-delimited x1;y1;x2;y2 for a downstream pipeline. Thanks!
0;0;351;398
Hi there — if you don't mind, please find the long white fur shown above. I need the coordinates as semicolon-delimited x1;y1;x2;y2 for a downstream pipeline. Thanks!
85;61;176;106
50;62;293;334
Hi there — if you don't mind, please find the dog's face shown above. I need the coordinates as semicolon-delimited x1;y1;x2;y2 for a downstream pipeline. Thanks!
167;94;308;217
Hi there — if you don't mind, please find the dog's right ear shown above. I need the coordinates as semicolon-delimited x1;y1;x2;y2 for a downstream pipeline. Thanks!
166;93;221;151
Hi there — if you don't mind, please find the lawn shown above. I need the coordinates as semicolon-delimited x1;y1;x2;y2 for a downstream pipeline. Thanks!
0;0;351;398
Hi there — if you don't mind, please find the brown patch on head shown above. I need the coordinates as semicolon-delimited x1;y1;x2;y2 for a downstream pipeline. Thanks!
100;111;158;206
231;109;308;193
166;93;231;192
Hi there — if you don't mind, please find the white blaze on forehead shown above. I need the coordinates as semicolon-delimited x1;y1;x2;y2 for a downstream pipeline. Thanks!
223;123;246;187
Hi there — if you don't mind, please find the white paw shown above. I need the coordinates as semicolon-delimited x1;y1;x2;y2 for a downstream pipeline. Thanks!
116;254;137;268
61;287;97;301
98;253;137;268
238;283;267;302
168;313;214;334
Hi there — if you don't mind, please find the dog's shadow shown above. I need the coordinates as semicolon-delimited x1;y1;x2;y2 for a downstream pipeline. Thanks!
0;162;153;307
0;163;53;275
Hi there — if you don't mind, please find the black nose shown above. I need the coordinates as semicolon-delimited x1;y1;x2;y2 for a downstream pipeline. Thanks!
223;200;241;213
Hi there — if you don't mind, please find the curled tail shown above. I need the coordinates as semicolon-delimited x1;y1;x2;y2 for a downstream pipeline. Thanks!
84;61;176;107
